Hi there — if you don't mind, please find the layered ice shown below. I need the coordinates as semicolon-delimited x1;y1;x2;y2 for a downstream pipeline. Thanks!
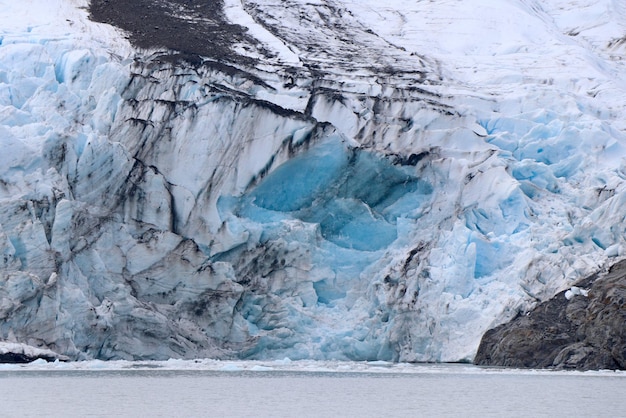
0;0;625;362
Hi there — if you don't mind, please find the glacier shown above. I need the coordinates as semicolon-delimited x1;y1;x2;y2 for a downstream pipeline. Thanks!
0;0;625;362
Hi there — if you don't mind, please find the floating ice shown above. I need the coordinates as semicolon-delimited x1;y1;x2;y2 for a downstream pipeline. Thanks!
0;358;624;378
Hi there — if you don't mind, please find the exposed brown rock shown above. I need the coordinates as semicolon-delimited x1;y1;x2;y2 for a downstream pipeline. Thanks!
89;0;259;65
475;259;626;370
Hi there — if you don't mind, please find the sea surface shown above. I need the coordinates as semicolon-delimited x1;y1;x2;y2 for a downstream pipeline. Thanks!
0;360;624;417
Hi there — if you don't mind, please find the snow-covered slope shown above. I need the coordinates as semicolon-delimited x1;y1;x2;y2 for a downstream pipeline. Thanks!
0;0;625;362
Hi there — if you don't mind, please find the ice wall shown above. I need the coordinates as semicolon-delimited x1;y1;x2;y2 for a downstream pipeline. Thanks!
0;0;625;362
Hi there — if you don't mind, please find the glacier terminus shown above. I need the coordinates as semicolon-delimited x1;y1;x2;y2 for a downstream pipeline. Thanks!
0;0;625;367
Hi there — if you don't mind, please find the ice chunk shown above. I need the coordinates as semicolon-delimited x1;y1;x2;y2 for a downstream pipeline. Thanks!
564;286;589;300
55;50;99;90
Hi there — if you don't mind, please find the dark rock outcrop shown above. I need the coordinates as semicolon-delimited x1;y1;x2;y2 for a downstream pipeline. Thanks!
89;0;257;65
474;260;626;370
0;352;53;364
0;342;70;364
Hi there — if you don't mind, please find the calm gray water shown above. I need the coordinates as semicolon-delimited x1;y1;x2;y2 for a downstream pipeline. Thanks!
0;364;624;417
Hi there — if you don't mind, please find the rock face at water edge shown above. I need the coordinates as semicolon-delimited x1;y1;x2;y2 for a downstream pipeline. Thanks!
475;260;626;370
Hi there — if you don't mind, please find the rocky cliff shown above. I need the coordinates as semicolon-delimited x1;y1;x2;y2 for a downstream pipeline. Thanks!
475;260;626;370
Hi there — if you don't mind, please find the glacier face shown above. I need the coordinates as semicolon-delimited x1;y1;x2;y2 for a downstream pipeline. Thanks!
0;0;626;361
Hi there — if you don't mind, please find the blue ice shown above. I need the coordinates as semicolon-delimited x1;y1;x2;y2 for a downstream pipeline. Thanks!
244;137;432;252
